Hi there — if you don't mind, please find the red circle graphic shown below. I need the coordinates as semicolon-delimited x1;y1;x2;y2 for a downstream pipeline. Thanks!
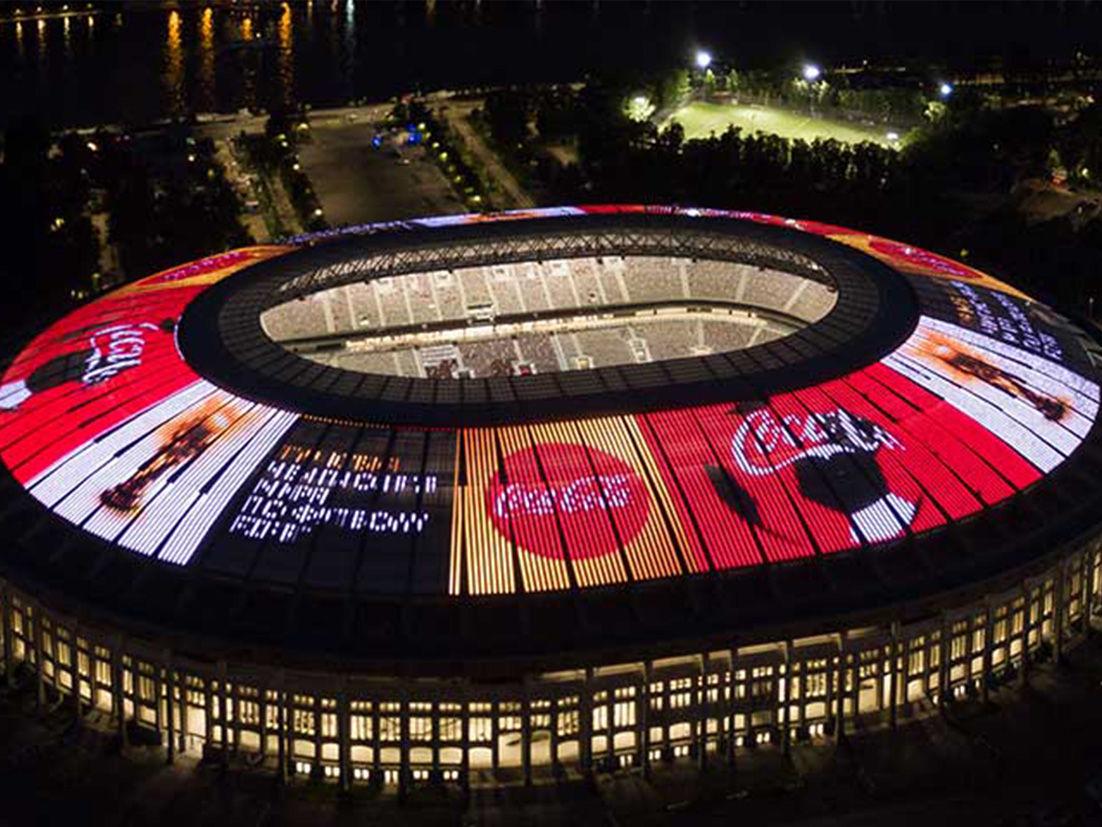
486;442;650;560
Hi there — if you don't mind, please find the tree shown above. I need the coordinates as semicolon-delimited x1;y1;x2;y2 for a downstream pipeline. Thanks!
484;89;532;149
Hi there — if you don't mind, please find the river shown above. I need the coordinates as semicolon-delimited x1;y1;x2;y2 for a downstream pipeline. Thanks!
0;1;1098;130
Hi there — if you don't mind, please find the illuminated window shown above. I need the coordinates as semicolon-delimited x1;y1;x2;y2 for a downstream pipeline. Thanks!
439;717;462;741
379;717;400;743
239;701;260;727
592;706;608;732
804;671;827;699
950;636;967;662
294;709;316;737
670;677;693;709
469;717;492;742
557;710;579;737
613;701;636;729
351;715;372;741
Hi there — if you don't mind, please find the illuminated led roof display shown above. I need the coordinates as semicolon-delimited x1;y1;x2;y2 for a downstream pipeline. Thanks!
1;207;1098;604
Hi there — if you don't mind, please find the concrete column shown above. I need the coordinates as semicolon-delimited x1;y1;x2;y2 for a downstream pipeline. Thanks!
460;696;471;793
371;697;381;777
607;684;616;766
490;699;500;774
113;635;128;748
33;604;45;712
889;623;899;730
1020;582;1032;688
638;665;650;776
399;699;410;800
521;682;533;785
696;657;706;769
71;622;82;721
153;666;163;735
431;700;441;775
218;660;230;766
259;679;269;763
898;633;910;721
580;669;593;773
781;642;792;754
338;679;351;793
277;672;288;785
1054;564;1066;663
982;599;994;705
938;613;951;703
1083;549;1096;632
728;648;739;767
313;694;323;776
87;644;98;713
834;633;846;743
178;665;189;755
164;651;176;766
202;675;215;756
0;581;14;683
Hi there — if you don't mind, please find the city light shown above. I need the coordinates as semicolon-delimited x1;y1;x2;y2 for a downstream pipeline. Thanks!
886;131;900;142
939;82;953;98
802;63;821;81
625;94;655;122
695;50;712;70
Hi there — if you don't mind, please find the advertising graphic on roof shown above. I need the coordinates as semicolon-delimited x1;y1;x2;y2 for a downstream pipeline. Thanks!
0;209;1097;598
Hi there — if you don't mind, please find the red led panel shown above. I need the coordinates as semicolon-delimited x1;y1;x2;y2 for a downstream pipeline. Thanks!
756;391;892;549
693;403;822;561
0;247;292;484
860;362;1042;493
637;408;763;570
792;382;947;535
827;374;981;521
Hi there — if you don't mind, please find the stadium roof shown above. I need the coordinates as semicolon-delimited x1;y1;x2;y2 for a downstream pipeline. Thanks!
1;205;1101;676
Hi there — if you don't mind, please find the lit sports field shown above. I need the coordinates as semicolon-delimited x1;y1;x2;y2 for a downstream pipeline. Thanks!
665;101;903;148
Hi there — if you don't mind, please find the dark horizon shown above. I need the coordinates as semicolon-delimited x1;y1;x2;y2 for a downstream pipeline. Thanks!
1;0;1101;130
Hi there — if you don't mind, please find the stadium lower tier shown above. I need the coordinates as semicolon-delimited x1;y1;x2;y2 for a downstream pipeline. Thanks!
1;535;1097;790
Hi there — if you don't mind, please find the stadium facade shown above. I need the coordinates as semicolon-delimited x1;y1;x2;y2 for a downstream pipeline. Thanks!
1;205;1101;792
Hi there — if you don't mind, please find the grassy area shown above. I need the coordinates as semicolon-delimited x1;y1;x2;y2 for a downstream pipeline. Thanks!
665;101;904;148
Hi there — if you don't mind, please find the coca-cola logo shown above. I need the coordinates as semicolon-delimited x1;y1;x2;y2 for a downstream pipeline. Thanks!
732;407;901;476
82;320;167;386
868;238;978;280
486;443;650;559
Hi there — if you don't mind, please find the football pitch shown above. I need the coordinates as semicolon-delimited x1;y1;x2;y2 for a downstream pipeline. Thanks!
665;101;903;148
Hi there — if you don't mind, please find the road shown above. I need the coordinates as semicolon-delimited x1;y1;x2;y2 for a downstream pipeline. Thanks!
440;101;536;209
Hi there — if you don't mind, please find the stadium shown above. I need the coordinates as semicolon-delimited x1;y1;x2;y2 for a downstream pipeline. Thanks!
1;204;1101;793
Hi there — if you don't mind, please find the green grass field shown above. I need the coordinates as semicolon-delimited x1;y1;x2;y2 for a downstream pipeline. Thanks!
665;101;904;148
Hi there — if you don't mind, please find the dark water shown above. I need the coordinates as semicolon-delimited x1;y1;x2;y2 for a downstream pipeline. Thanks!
1;1;1099;130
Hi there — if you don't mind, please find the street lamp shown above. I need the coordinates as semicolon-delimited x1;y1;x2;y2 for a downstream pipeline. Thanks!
695;50;712;70
802;63;821;81
939;82;953;98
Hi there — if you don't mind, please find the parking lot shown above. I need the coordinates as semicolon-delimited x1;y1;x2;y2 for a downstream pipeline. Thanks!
299;111;466;226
